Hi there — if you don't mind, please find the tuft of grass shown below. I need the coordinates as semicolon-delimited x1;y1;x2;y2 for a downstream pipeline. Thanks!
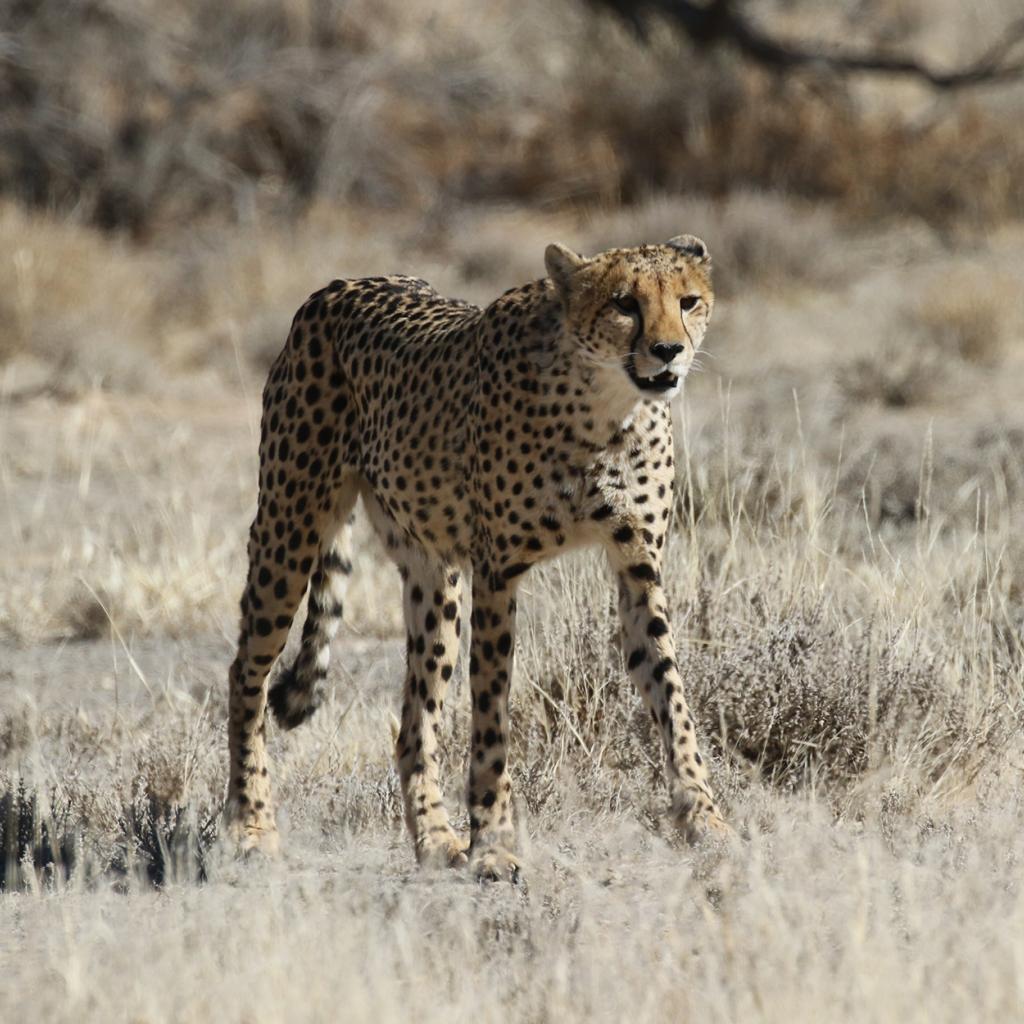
113;794;219;888
0;779;78;892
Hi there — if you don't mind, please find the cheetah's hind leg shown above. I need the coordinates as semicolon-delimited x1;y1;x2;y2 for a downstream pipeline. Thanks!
268;510;355;730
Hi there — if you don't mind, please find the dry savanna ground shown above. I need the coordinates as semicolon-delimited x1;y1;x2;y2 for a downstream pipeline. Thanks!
3;0;1024;1020
2;193;1023;1021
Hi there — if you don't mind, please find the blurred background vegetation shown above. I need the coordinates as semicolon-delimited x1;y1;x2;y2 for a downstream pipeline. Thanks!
3;0;1024;237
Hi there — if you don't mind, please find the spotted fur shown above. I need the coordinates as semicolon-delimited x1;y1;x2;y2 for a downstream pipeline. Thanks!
225;236;729;877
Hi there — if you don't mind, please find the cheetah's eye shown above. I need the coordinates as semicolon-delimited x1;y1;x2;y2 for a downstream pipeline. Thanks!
611;294;640;316
680;295;700;313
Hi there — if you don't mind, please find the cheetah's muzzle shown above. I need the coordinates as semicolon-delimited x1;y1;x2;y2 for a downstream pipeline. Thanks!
626;353;679;394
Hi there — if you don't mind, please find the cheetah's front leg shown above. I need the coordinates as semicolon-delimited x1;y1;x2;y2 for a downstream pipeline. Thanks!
615;566;729;843
395;560;468;869
466;582;521;883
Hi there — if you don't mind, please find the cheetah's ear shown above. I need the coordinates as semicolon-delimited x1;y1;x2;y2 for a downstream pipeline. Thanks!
666;234;711;265
544;242;586;298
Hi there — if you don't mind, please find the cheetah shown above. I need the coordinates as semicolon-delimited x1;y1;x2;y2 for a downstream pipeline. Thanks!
225;235;729;880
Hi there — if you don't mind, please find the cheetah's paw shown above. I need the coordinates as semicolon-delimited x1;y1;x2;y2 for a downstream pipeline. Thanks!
224;809;281;859
470;845;524;885
418;828;470;870
670;791;737;847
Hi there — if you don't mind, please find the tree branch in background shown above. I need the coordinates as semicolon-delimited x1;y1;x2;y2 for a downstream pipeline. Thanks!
596;0;1024;89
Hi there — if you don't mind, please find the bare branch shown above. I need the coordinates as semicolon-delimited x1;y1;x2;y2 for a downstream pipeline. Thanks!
595;0;1024;89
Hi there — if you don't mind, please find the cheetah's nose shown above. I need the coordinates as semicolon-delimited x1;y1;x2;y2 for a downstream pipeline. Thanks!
650;342;685;364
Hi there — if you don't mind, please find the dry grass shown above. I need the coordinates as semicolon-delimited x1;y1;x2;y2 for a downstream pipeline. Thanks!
2;185;1024;1018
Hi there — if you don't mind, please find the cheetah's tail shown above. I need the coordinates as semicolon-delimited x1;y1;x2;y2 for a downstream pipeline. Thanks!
268;523;354;730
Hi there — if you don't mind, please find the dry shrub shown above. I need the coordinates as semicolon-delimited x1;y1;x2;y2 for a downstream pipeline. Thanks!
3;0;1022;238
0;779;78;891
0;694;224;889
835;264;1019;408
687;604;1011;793
914;271;1019;366
0;775;217;890
836;332;953;410
56;583;115;642
113;792;218;887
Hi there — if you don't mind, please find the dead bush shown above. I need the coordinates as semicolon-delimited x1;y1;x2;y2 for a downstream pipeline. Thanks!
688;606;1011;791
0;778;78;891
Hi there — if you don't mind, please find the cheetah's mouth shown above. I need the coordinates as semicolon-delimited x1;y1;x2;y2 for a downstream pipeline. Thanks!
626;355;679;394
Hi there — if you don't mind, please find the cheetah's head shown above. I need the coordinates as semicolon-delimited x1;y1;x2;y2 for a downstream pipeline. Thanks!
544;237;713;402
